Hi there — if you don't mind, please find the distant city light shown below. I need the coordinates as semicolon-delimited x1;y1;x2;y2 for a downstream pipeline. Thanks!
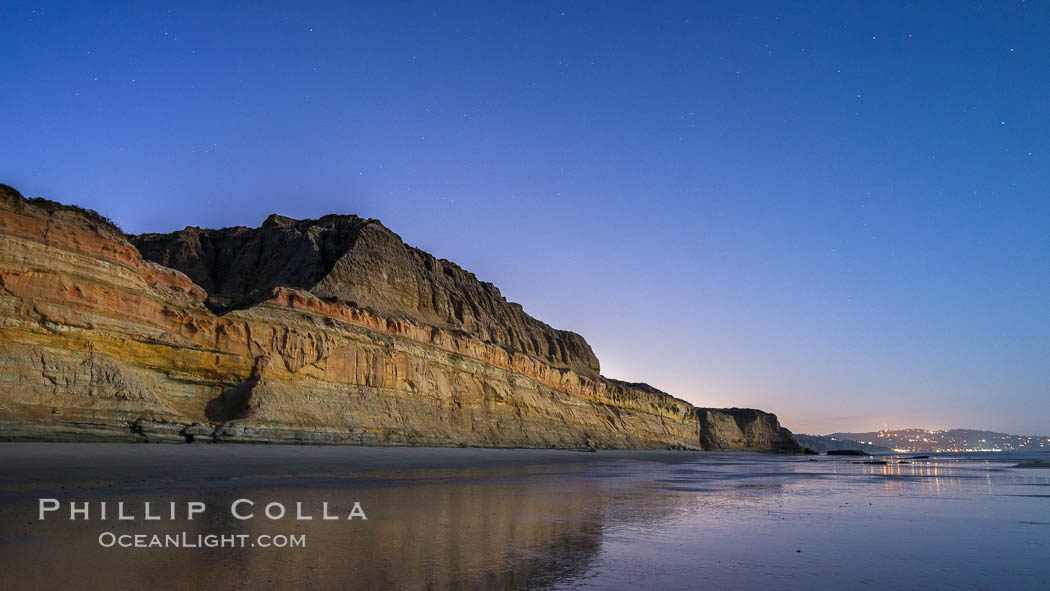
843;429;1049;453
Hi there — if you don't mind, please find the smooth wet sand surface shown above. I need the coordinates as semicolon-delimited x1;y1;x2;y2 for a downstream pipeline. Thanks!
0;444;1048;590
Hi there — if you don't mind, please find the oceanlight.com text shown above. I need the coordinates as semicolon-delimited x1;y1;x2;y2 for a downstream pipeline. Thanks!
97;531;307;549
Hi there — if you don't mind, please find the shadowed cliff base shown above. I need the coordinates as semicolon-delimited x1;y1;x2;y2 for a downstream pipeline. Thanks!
0;184;799;451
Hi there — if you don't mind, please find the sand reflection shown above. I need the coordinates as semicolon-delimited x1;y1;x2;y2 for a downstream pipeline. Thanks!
0;460;683;590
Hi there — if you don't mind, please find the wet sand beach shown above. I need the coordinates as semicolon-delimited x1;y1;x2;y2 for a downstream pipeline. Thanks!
0;444;1048;590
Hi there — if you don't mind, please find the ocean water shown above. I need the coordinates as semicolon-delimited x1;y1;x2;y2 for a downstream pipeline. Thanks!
0;444;1046;590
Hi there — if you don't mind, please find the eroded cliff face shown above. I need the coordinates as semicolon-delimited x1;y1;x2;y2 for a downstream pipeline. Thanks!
694;408;802;453
132;215;599;377
0;185;702;448
0;183;800;451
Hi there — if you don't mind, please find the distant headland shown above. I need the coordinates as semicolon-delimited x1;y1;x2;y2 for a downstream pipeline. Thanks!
826;428;1050;453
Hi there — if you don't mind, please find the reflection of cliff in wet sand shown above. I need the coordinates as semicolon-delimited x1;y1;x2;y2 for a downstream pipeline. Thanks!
8;484;606;590
0;445;699;590
0;184;798;451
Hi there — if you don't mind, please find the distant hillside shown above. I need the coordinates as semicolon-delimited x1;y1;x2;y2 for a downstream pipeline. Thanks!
794;434;893;455
828;429;1050;453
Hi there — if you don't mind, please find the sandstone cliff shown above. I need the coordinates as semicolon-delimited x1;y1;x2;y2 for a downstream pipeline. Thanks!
694;408;802;453
132;216;599;377
0;183;799;451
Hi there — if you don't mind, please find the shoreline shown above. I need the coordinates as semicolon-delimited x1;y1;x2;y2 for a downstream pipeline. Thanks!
0;442;731;495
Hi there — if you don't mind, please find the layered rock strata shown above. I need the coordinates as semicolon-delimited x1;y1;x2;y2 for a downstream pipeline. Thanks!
0;184;798;451
694;408;803;453
132;215;599;377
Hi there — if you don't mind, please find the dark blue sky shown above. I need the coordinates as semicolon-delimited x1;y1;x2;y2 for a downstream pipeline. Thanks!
3;1;1047;434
